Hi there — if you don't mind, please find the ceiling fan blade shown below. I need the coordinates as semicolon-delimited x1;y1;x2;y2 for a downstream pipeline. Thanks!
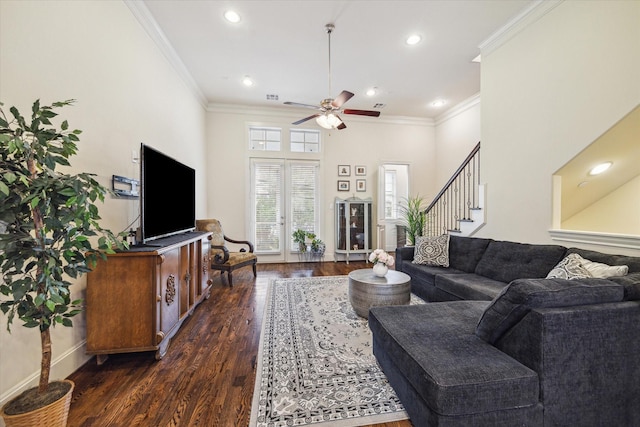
284;101;322;110
337;122;347;130
292;114;320;125
343;109;381;117
331;91;354;108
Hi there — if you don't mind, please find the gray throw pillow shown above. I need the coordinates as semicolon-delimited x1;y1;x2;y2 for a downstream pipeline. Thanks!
413;234;450;267
546;253;593;280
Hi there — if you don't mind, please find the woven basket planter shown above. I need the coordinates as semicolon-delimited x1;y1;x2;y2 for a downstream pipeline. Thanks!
1;380;74;427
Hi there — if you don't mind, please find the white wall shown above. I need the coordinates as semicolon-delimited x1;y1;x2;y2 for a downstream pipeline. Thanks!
563;175;640;234
0;0;207;407
205;107;435;259
479;0;640;255
434;95;482;188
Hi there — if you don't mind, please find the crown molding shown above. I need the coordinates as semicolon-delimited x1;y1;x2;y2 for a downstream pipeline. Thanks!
479;0;564;57
207;103;434;127
434;93;481;126
124;0;208;108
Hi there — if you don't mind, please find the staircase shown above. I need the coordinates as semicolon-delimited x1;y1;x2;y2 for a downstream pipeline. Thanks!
424;142;485;237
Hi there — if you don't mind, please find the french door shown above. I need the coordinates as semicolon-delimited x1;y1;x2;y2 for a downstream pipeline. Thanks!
250;158;320;262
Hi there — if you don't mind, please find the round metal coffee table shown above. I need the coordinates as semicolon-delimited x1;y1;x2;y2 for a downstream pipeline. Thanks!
348;269;411;319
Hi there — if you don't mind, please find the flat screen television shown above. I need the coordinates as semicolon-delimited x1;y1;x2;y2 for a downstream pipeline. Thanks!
140;143;196;243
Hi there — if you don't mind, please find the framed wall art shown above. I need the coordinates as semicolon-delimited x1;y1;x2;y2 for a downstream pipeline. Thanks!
338;165;351;176
337;180;350;191
356;179;366;192
355;165;366;176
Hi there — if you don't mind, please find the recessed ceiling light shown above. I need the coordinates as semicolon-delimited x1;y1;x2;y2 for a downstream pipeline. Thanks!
589;162;612;175
224;10;241;23
406;34;422;45
431;99;446;108
366;88;377;97
242;76;254;87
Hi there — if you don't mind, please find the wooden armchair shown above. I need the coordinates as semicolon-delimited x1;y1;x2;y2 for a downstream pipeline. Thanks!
195;219;257;287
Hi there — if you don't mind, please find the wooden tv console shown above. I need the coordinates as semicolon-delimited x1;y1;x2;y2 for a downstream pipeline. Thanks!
86;231;212;364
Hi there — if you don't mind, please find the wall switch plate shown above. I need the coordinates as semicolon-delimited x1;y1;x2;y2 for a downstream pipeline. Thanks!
132;149;139;163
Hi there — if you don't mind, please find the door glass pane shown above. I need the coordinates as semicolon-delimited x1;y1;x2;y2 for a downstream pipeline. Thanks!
253;162;282;252
289;162;319;252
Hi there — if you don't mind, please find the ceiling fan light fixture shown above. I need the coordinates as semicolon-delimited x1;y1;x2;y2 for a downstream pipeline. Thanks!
316;113;342;129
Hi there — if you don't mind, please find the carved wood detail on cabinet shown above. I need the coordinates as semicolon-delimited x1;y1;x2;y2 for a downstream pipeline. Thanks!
86;232;212;363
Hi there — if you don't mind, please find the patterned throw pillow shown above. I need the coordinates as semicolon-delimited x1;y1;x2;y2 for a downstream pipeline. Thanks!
546;253;593;280
413;234;450;267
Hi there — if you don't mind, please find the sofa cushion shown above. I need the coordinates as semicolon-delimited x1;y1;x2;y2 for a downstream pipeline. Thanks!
606;272;640;300
474;240;567;283
448;235;493;273
568;248;640;274
369;302;540;416
475;278;625;344
413;234;449;266
546;253;593;280
435;273;506;301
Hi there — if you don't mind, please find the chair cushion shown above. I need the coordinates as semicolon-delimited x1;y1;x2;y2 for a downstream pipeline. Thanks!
195;219;224;245
214;251;256;268
475;278;624;344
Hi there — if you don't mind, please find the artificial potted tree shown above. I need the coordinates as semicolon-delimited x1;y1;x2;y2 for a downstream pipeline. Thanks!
398;195;427;245
0;100;125;426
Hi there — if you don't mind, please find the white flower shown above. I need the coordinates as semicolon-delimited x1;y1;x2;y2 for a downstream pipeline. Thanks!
369;249;394;266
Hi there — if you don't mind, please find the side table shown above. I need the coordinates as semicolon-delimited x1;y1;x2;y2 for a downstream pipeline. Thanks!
348;269;411;319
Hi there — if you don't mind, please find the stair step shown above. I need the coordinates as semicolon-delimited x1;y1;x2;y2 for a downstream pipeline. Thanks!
458;219;473;223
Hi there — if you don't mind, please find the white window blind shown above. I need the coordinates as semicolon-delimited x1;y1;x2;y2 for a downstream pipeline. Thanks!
253;161;283;252
289;162;319;251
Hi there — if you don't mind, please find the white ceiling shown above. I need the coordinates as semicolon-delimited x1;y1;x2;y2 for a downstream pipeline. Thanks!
139;0;534;119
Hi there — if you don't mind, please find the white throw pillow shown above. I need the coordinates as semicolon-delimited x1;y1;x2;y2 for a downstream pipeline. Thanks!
546;253;593;280
413;234;450;267
578;255;629;278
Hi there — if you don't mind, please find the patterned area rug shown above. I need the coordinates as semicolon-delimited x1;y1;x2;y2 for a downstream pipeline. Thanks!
249;275;422;427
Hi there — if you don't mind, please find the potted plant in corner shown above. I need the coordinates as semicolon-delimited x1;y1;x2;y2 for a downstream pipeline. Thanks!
398;195;427;246
0;99;125;426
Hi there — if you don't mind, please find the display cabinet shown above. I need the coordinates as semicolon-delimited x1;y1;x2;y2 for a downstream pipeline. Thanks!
335;197;372;263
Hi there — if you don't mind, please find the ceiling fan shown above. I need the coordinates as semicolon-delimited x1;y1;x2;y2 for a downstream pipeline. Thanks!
284;23;381;130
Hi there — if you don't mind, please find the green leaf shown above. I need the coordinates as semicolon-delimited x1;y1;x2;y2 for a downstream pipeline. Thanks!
45;300;56;312
0;182;8;197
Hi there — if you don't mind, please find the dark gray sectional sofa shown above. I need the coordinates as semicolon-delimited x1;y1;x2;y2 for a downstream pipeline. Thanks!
369;235;640;426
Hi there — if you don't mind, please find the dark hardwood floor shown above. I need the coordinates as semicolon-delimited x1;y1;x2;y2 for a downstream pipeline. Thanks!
67;261;413;427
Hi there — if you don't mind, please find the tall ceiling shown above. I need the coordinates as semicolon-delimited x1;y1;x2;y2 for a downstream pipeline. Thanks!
138;0;534;119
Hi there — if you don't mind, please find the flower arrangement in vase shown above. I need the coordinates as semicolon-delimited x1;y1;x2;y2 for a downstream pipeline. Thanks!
369;249;395;277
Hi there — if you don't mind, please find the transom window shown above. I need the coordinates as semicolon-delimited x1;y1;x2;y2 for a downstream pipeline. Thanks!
290;129;320;153
249;127;281;151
